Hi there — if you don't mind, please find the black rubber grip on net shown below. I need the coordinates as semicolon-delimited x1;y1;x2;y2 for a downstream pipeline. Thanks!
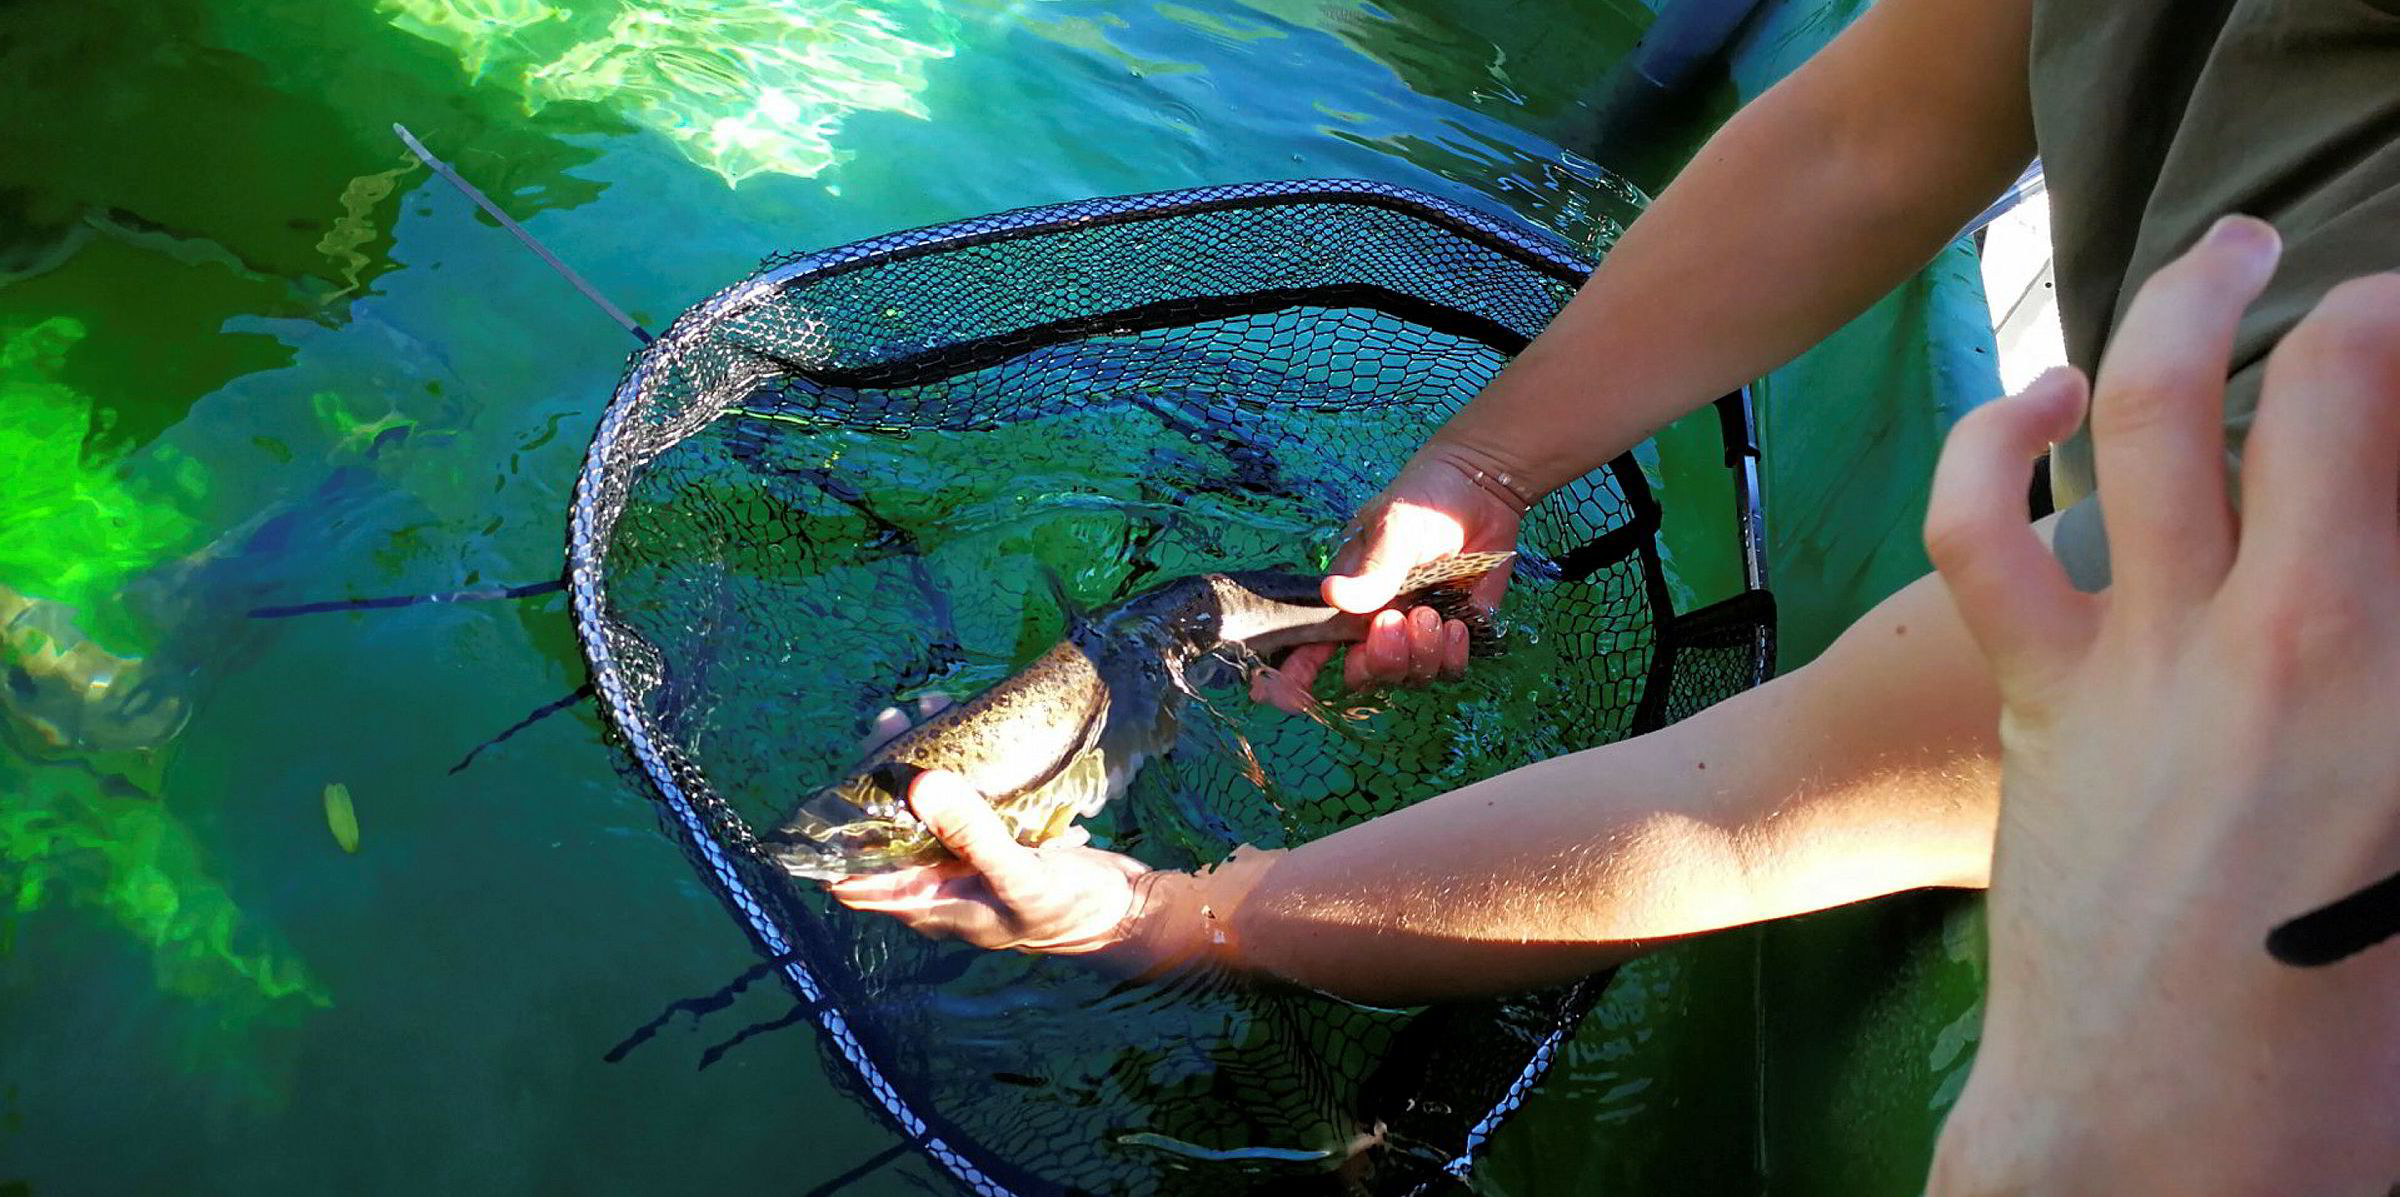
2266;867;2400;968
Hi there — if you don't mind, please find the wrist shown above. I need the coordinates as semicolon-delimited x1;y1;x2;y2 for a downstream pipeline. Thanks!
1113;848;1279;979
1414;436;1545;514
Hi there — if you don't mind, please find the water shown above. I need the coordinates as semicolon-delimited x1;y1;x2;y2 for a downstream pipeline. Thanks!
0;0;1773;1192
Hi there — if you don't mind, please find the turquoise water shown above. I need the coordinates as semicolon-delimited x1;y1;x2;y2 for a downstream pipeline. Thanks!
0;0;1803;1192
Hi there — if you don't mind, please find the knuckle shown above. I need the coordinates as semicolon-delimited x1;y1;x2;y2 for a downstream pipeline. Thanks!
2277;277;2400;384
2313;273;2400;329
2087;374;2196;444
2153;244;2225;292
933;818;987;855
2147;240;2253;308
1921;507;1993;574
2235;578;2364;681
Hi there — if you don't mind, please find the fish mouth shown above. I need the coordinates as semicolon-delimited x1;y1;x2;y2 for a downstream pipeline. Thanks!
761;788;937;881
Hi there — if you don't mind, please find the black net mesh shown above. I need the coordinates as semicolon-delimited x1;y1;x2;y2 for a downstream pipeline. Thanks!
566;180;1773;1196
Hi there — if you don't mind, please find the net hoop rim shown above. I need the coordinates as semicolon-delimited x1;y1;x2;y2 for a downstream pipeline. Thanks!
562;180;1706;1197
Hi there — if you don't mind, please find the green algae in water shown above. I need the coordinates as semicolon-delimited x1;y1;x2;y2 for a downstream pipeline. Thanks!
317;154;422;301
0;318;206;655
322;784;361;855
1;759;325;1009
0;314;319;1015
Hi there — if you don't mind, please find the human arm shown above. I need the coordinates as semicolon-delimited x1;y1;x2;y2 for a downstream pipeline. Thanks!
1264;0;2040;705
840;526;2014;1004
1921;222;2400;1194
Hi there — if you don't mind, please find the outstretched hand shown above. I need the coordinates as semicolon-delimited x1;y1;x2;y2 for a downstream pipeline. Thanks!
1924;217;2400;1192
824;769;1153;955
1253;445;1527;712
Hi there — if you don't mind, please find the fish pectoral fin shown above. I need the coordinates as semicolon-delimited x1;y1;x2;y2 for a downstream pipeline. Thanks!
1169;695;1276;804
1037;799;1080;844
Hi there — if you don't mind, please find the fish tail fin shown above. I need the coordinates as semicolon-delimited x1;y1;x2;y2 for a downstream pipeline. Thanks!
1393;551;1514;656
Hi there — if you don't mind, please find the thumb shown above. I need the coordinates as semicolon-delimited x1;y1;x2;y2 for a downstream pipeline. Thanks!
1923;367;2094;684
907;770;1041;902
1324;502;1461;613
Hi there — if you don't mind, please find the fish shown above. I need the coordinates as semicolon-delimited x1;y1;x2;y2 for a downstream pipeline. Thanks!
762;552;1514;881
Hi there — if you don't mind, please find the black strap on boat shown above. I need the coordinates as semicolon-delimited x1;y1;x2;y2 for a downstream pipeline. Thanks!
2267;868;2400;967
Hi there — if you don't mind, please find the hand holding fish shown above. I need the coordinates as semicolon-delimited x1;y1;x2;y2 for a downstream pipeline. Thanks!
803;555;1512;967
826;769;1158;956
1254;445;1525;712
768;556;1508;884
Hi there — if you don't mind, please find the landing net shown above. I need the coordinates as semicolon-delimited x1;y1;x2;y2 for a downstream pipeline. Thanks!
566;180;1774;1196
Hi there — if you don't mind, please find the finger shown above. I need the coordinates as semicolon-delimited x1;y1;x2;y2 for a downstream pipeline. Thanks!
1353;609;1411;685
2087;214;2281;608
1323;502;1464;613
1405;606;1442;683
825;858;974;904
1254;644;1332;712
834;861;999;911
1467;562;1511;613
1441;619;1469;679
1343;639;1376;690
861;693;955;752
862;706;913;752
1328;510;1375;577
1273;645;1336;694
2241;273;2400;578
837;891;1013;947
1925;368;2097;682
907;770;1047;909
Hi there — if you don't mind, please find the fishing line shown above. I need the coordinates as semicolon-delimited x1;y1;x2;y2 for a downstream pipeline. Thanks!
603;949;808;1063
393;123;652;344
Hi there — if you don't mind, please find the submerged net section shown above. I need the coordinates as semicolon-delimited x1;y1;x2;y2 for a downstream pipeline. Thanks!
567;180;1773;1196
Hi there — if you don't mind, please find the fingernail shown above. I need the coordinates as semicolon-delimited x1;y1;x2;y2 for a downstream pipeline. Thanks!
908;771;957;812
2205;214;2281;272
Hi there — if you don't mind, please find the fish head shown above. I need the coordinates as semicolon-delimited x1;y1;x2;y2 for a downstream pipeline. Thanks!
761;762;943;881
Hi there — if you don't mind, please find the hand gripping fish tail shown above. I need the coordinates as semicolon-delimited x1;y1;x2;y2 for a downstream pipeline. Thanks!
1388;549;1514;656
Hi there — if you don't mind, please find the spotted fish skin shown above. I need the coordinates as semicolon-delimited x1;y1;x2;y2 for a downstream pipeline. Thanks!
763;552;1513;881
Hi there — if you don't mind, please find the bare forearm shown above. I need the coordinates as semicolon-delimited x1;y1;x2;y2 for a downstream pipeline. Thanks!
1197;747;1767;1004
1435;0;2034;498
1129;560;2010;1004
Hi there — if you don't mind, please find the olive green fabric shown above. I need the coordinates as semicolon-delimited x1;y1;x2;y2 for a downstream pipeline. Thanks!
2033;0;2400;589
